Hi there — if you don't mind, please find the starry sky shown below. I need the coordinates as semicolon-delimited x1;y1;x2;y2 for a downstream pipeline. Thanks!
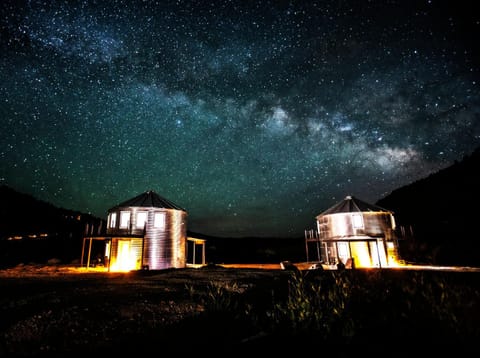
1;0;479;238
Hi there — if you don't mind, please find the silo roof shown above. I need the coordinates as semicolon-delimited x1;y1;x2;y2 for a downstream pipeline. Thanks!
317;195;391;217
109;190;186;211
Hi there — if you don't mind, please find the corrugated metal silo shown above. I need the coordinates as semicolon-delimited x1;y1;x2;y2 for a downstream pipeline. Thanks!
313;195;400;268
105;190;187;271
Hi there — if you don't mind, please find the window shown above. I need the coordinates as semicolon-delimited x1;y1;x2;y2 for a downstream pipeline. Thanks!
109;213;117;228
153;212;165;230
120;211;130;229
352;213;364;229
136;212;148;229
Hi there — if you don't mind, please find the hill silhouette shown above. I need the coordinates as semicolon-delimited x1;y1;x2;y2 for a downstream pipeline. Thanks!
187;230;305;265
0;185;104;267
377;146;480;266
0;185;104;238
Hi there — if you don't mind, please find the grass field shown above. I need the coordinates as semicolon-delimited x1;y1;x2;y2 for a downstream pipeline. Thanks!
1;264;479;356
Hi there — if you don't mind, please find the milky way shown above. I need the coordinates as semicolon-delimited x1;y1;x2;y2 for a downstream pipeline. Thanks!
1;0;479;237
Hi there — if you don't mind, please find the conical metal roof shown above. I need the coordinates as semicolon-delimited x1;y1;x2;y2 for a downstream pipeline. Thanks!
317;195;391;217
109;190;185;211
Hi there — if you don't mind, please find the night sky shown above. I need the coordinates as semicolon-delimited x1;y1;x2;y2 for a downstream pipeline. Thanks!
1;0;479;238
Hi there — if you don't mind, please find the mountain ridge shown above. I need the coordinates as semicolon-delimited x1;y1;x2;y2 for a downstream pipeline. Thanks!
376;146;480;265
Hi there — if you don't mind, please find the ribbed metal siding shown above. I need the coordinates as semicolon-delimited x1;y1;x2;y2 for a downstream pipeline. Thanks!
318;212;393;240
142;209;187;270
362;212;394;236
107;206;187;270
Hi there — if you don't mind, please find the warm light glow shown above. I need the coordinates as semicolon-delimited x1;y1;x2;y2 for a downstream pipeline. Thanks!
386;258;403;267
348;240;404;268
8;236;23;240
110;240;137;272
350;241;372;267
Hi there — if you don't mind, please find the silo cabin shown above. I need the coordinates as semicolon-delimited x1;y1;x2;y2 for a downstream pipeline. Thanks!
84;190;188;272
305;195;401;268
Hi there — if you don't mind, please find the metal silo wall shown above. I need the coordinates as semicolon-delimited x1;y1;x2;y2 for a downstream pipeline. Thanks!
318;213;354;239
143;209;187;270
319;212;393;239
362;212;392;236
171;210;187;268
130;238;144;269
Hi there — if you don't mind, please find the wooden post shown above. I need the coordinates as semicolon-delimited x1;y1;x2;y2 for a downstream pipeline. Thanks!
108;239;113;272
141;236;145;269
193;241;196;265
324;242;329;264
315;240;321;262
377;239;382;268
87;238;93;268
80;237;86;267
304;230;309;262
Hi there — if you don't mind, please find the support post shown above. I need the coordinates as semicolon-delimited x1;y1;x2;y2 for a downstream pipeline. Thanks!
304;230;309;262
80;237;86;267
87;238;93;268
193;241;196;265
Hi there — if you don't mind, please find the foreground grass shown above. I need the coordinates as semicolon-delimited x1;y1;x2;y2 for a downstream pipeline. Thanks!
0;266;479;356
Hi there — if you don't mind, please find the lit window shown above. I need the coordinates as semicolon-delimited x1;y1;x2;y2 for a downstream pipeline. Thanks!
136;212;148;229
120;211;130;229
352;213;364;229
109;213;117;228
154;212;165;230
390;214;396;230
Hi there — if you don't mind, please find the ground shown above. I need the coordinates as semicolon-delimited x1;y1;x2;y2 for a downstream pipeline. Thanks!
0;264;294;356
1;263;479;356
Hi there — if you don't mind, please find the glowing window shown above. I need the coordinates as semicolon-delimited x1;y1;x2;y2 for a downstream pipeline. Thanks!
390;214;396;230
136;212;148;229
109;212;117;228
120;211;130;229
352;213;364;229
154;212;165;230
